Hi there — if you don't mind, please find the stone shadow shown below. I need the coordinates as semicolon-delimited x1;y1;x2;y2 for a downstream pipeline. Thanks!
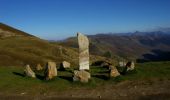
92;75;109;80
12;72;25;77
59;76;73;82
36;74;45;80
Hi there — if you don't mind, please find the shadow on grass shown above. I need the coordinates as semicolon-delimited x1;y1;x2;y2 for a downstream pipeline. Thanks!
36;74;44;80
97;70;109;74
92;75;109;80
12;72;25;77
59;76;73;82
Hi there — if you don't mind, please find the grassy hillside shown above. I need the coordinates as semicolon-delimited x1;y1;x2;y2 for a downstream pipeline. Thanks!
0;23;33;37
0;36;79;67
0;23;80;67
0;61;170;95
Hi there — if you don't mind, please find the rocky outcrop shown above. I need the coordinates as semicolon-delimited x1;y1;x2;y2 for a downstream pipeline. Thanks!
24;64;36;78
77;32;89;70
109;65;120;78
73;70;91;83
44;61;57;80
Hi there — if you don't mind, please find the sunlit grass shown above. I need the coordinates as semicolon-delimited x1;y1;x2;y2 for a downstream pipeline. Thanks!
0;61;170;94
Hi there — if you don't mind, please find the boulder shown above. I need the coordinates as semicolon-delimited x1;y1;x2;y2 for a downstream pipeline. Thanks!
36;63;43;71
24;64;36;78
73;70;91;83
109;65;120;78
101;62;110;68
126;61;135;71
77;32;89;70
61;61;71;69
119;61;126;67
44;61;57;80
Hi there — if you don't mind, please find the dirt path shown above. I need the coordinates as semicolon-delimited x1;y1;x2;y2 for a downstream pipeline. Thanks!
1;79;170;100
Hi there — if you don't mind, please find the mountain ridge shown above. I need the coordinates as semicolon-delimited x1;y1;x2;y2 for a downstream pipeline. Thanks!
59;31;170;61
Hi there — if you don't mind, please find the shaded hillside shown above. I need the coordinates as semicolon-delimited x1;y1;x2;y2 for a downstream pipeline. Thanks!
59;31;170;61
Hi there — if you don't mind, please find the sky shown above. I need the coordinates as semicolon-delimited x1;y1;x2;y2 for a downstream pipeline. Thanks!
0;0;170;40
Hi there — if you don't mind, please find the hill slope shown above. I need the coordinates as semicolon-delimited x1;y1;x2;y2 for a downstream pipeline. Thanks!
0;23;33;38
0;23;79;67
0;23;111;67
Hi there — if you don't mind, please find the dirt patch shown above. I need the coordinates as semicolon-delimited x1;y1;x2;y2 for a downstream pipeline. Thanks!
0;79;170;100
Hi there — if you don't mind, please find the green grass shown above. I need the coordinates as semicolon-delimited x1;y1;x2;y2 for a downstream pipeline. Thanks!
0;61;170;94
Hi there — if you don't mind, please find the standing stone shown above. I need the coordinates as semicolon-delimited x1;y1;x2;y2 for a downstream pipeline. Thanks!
24;64;36;78
36;63;43;71
109;65;120;78
77;32;89;70
61;61;71;69
44;61;57;80
126;61;135;71
73;70;91;83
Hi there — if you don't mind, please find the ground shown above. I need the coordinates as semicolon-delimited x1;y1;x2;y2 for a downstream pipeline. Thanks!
0;61;170;100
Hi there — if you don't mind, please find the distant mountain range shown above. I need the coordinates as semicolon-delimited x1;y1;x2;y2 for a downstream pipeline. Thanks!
60;31;170;62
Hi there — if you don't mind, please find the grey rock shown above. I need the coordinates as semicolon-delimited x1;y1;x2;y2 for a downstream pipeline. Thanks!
36;63;43;71
24;64;36;78
62;61;71;69
44;61;57;80
126;61;135;71
73;70;91;83
109;65;120;78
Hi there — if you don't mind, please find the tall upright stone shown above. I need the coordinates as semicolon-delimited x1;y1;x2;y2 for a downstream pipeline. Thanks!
44;61;57;80
24;64;36;78
77;32;89;70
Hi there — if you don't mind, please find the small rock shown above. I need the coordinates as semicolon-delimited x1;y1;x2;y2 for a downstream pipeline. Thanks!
36;63;43;71
109;65;120;78
126;61;135;71
61;61;71;69
44;61;57;80
24;64;36;78
73;70;91;83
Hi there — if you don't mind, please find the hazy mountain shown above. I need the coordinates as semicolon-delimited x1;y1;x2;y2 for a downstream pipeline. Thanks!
60;31;170;62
